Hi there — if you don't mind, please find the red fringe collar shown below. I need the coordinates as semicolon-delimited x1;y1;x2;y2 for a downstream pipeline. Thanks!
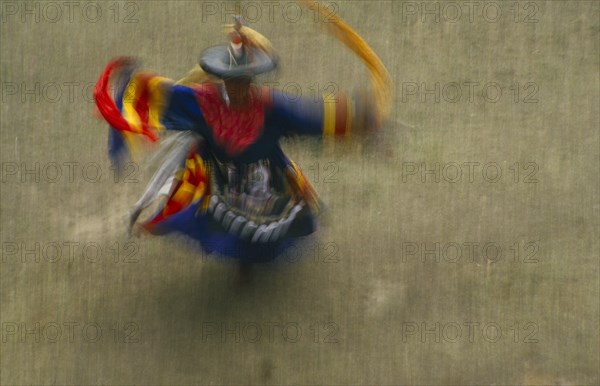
195;83;267;157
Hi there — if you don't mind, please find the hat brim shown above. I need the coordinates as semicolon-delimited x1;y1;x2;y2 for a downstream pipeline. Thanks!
199;46;277;79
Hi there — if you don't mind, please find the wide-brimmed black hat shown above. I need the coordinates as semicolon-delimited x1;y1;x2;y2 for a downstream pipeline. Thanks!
199;44;277;79
200;18;278;79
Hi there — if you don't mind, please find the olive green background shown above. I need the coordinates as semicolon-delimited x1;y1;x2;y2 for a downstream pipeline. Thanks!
1;1;598;384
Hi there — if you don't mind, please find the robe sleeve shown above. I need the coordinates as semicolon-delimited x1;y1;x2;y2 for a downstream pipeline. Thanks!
94;58;207;165
267;87;377;138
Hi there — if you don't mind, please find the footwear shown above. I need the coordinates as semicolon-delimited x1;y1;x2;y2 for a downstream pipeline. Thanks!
236;261;253;286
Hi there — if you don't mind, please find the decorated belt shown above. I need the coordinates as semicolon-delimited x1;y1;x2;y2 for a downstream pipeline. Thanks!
206;194;304;243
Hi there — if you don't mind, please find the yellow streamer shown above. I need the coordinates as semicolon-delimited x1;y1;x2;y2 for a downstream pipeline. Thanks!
299;0;392;123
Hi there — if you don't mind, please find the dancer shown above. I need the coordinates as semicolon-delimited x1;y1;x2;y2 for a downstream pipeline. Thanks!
94;8;390;273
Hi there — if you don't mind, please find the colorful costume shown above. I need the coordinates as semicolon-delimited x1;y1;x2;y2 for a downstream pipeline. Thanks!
94;9;390;262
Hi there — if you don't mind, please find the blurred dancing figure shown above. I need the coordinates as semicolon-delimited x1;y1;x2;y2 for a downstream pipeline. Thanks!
94;9;390;279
